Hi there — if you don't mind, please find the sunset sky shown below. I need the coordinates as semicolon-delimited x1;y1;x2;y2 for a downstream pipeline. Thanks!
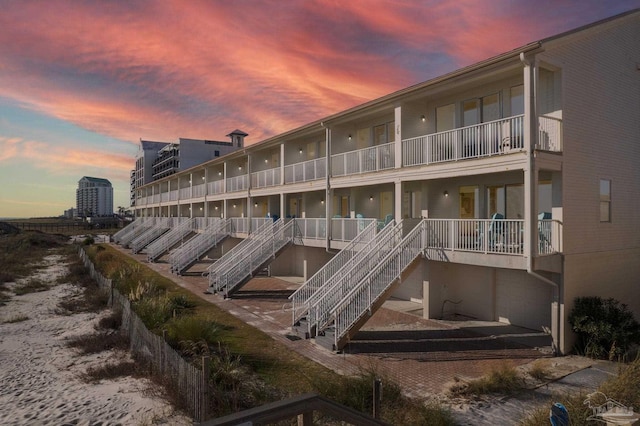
1;0;637;218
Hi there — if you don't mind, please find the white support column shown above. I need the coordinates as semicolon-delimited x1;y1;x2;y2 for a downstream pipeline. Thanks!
280;143;285;185
394;106;402;169
394;180;402;221
523;56;537;260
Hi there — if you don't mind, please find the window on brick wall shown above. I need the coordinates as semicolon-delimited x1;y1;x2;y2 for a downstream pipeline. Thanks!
600;179;611;222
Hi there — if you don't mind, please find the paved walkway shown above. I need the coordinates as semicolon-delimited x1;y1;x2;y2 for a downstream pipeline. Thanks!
113;245;551;398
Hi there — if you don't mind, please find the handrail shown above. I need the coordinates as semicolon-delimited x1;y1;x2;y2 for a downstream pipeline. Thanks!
207;219;278;290
130;217;173;253
331;220;426;348
308;221;402;335
119;218;157;246
169;219;230;274
217;219;298;297
113;218;145;243
147;218;195;262
289;220;378;326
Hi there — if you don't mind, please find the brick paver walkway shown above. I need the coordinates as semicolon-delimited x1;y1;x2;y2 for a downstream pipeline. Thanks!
112;244;547;397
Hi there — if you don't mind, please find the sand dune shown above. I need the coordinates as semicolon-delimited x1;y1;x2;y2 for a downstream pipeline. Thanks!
0;254;191;425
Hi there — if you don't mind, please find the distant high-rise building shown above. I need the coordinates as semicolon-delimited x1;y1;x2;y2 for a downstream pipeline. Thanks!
76;176;113;217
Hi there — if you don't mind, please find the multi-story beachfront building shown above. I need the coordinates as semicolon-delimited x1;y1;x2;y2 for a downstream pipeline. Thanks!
76;176;113;217
130;131;248;207
120;10;640;355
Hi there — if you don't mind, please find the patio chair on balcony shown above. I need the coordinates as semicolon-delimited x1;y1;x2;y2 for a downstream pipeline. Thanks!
487;213;505;249
378;214;393;230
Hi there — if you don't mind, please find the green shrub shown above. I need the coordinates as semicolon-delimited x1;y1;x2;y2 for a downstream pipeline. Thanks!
165;315;220;348
133;295;174;330
82;236;94;245
569;297;640;360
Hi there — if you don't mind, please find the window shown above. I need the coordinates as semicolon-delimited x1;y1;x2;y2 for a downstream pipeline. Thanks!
436;104;455;132
372;121;395;145
510;85;524;116
600;179;611;222
459;185;478;219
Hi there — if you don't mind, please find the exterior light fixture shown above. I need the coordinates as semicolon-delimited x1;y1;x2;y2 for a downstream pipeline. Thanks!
214;206;218;210
320;198;324;204
369;195;374;201
238;166;242;171
254;202;258;207
299;148;303;154
264;159;268;163
233;204;236;208
444;190;449;197
421;115;426;122
348;134;352;141
218;171;222;176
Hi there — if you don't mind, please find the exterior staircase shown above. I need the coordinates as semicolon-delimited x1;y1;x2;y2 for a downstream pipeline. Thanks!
305;221;403;340
328;220;427;351
289;220;378;331
146;218;195;262
129;217;176;253
113;218;144;244
117;218;156;247
208;219;300;297
169;219;231;274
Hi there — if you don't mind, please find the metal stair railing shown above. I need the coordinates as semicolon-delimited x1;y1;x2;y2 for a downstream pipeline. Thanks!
203;219;274;287
130;217;173;253
331;220;427;349
169;219;230;274
113;218;144;244
147;218;194;262
216;219;299;297
307;221;402;336
289;220;378;326
207;219;281;292
119;218;156;247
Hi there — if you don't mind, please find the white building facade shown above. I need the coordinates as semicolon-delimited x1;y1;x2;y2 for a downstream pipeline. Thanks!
128;11;640;355
76;176;113;217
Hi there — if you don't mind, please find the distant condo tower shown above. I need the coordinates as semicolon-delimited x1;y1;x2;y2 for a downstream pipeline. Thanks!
76;176;113;217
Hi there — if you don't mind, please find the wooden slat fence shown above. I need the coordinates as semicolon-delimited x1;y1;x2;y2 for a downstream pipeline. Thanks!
78;247;208;421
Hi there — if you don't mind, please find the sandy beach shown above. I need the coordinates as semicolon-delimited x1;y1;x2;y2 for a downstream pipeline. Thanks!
0;254;191;425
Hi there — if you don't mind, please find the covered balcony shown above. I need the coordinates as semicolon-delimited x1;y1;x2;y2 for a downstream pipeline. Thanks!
331;142;395;177
402;115;562;168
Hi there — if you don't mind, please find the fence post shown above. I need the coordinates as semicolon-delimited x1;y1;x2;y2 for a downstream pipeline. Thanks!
201;356;210;422
373;378;382;419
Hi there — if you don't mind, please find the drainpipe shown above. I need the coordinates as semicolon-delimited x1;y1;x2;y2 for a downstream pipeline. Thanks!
521;52;561;356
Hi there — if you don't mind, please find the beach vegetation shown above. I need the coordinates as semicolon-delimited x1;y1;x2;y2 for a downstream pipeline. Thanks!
85;243;453;423
3;314;29;323
14;278;49;295
569;296;640;361
450;364;525;396
520;356;640;425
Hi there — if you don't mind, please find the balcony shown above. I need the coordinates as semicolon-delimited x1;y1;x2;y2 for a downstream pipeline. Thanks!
402;115;562;167
331;142;394;177
284;158;326;184
251;167;281;189
207;180;224;195
422;218;562;256
192;183;206;198
226;174;249;192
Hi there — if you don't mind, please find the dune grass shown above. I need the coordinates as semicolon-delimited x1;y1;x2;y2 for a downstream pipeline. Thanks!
86;243;453;424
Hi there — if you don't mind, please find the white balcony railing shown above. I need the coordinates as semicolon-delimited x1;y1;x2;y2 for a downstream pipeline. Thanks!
226;174;249;192
251;167;281;188
331;142;395;177
207;180;224;195
293;218;327;240
169;190;179;201
152;194;160;203
537;116;562;151
161;192;169;202
192;183;206;198
179;187;191;199
331;218;376;242
538;219;563;255
403;115;525;167
284;158;327;184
